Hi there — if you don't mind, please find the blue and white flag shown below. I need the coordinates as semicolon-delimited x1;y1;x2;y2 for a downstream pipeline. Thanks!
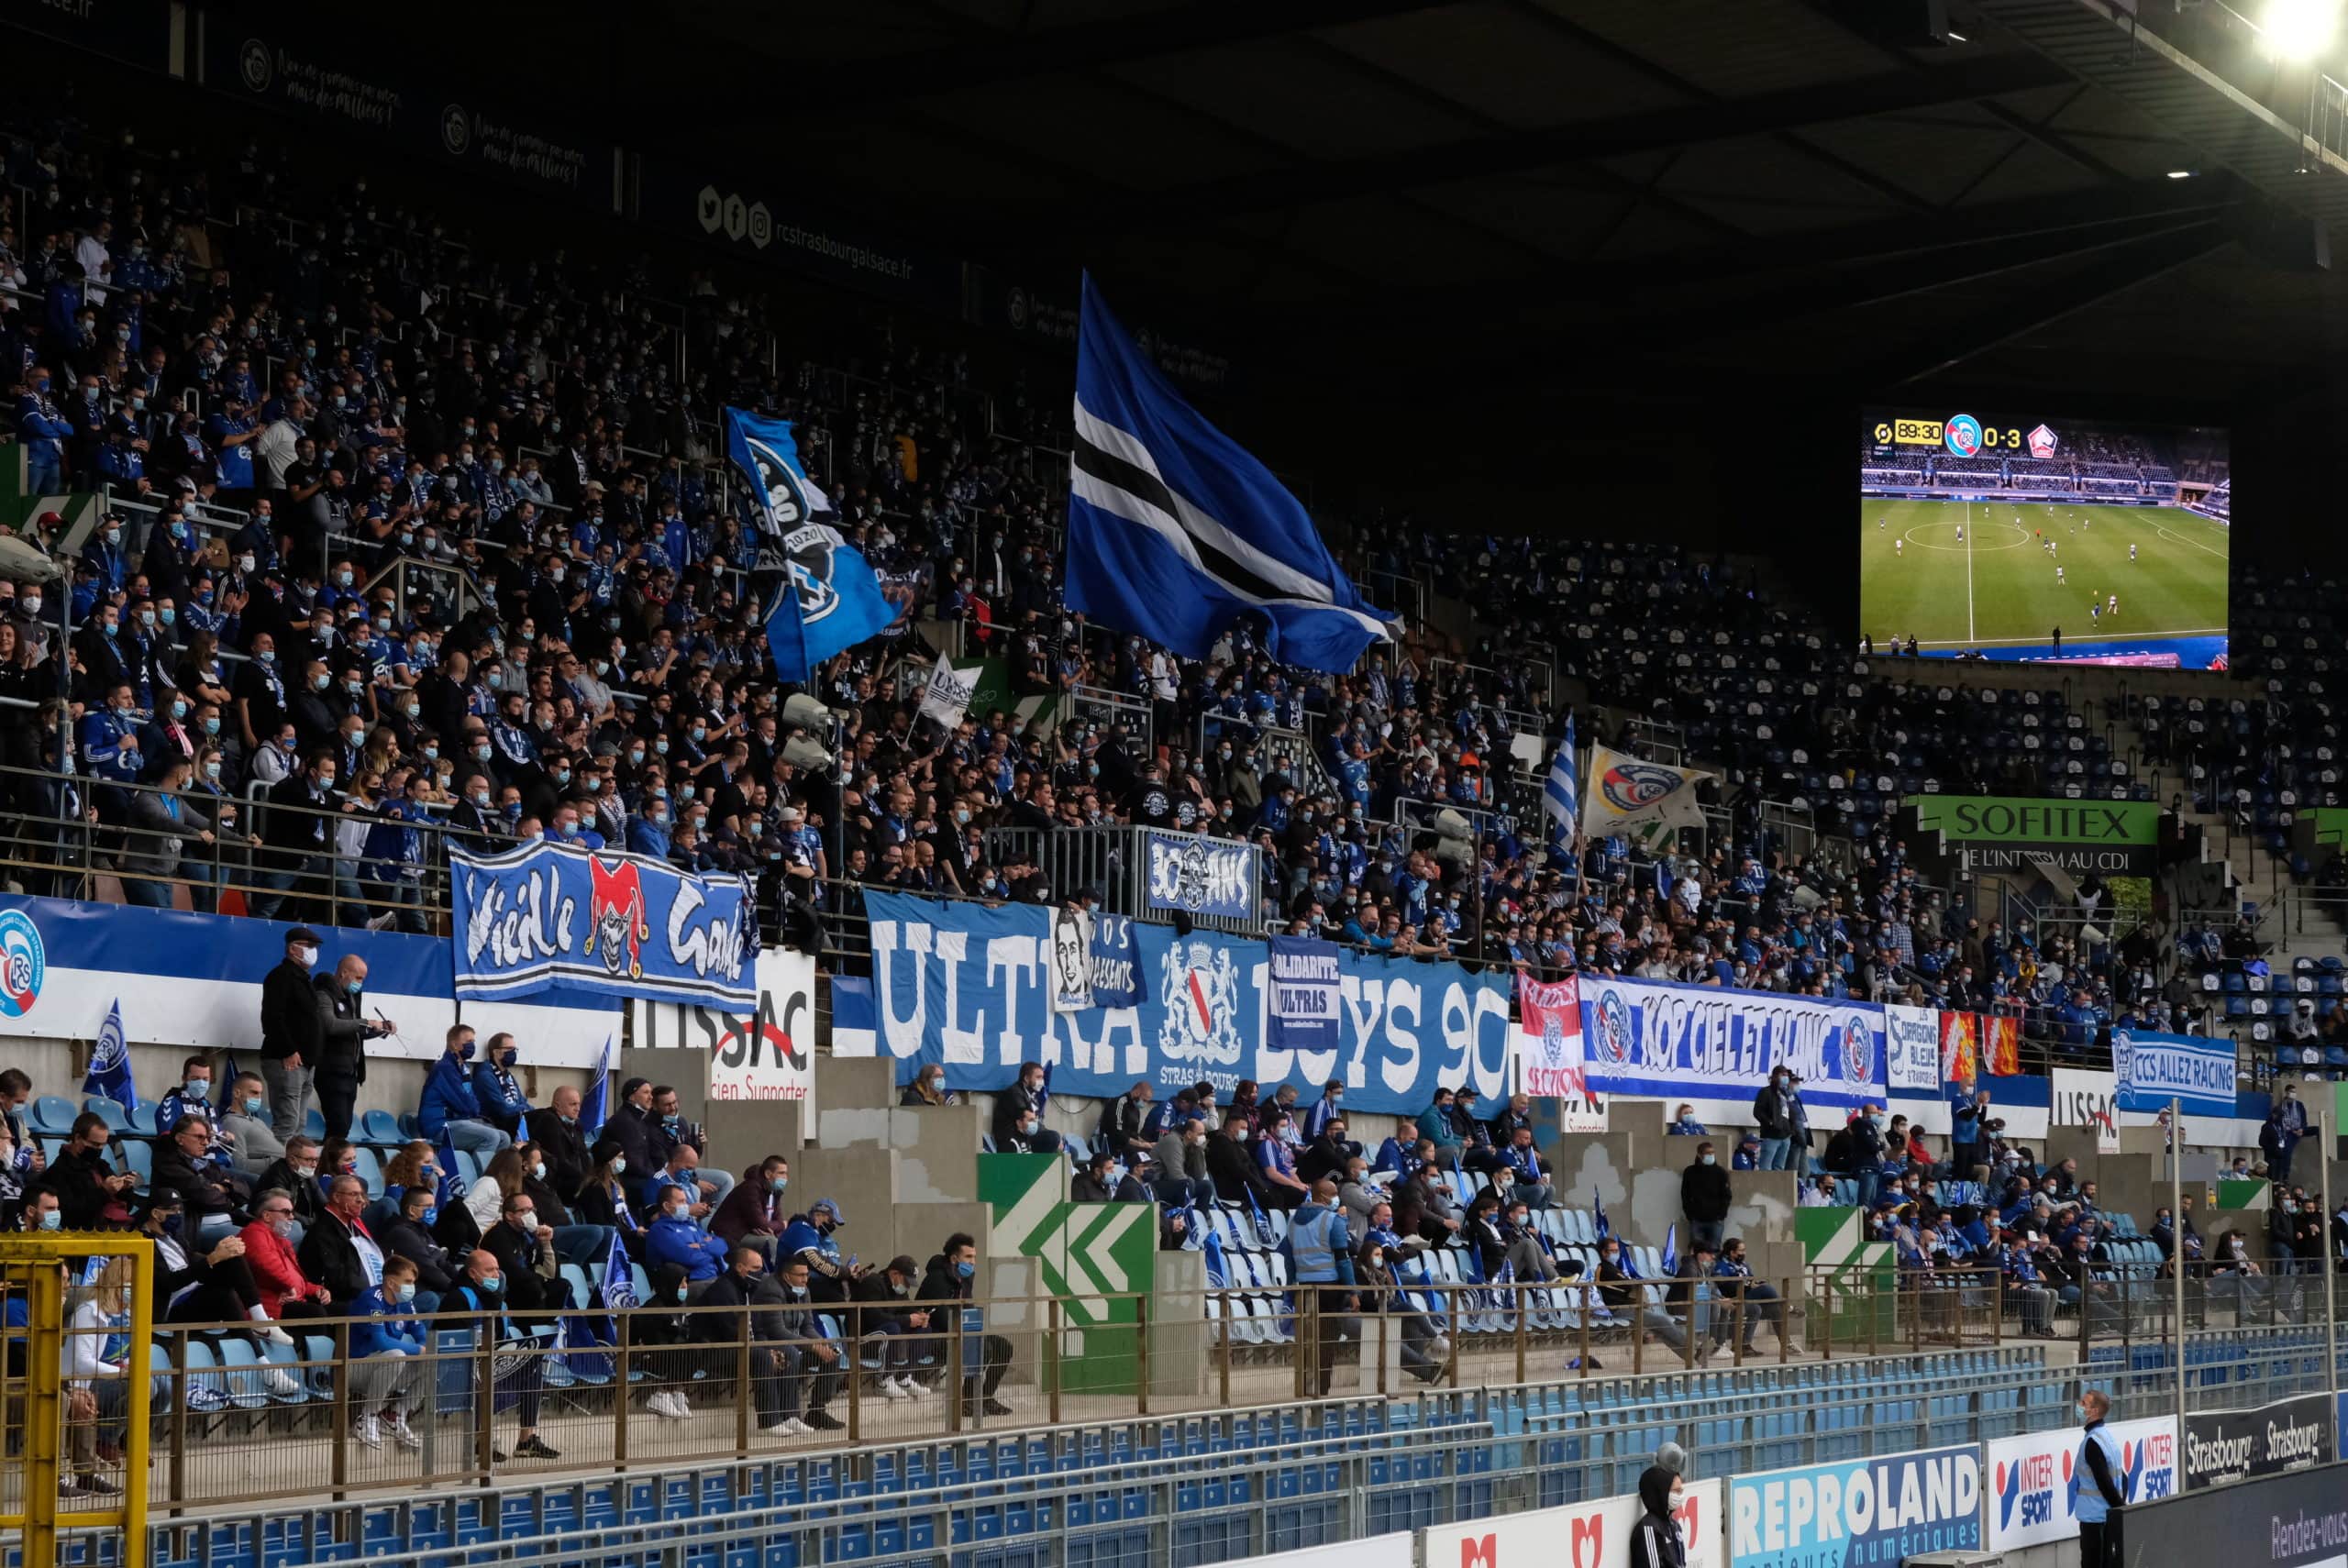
436;1130;464;1208
1660;1222;1678;1280
1543;714;1578;846
581;1032;615;1137
600;1223;637;1313
82;999;137;1110
724;406;892;681
1068;275;1394;673
1592;1187;1610;1241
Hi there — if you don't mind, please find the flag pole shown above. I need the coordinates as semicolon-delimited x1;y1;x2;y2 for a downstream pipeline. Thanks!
2171;1095;2187;1431
2321;1101;2339;1408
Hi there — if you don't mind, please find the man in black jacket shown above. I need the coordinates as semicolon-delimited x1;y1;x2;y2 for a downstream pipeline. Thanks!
991;1061;1061;1153
258;753;339;923
152;1115;252;1240
1681;1142;1732;1253
38;1113;137;1229
605;1078;662;1178
1204;1115;1273;1207
254;1135;325;1231
314;953;389;1141
1095;1082;1154;1165
379;1186;460;1308
1297;1119;1362;1186
297;1175;379;1304
479;1187;564;1330
849;1254;933;1400
257;925;323;1141
525;1086;593;1202
917;1232;1013;1417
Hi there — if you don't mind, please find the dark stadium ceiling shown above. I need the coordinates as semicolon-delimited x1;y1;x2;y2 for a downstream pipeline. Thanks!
497;0;2348;404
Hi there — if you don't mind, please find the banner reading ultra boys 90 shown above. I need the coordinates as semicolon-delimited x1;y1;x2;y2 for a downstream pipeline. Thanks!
847;889;1509;1113
453;843;755;1012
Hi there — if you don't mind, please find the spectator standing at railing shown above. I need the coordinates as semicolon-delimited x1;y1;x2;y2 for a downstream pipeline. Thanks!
121;753;218;910
257;925;324;1138
315;953;388;1143
14;371;71;493
256;747;339;922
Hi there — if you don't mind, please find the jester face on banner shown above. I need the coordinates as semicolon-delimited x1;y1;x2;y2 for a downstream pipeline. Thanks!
585;856;651;980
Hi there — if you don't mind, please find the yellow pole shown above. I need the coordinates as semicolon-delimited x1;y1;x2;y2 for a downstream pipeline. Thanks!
24;1261;61;1568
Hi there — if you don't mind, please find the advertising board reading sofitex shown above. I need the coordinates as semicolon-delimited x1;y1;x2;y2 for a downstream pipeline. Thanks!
1858;407;2230;668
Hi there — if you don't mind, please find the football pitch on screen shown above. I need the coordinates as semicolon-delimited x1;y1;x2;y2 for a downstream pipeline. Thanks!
1859;498;2229;660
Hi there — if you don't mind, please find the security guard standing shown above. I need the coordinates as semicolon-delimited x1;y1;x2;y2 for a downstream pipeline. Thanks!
2075;1387;2124;1567
1283;1177;1359;1397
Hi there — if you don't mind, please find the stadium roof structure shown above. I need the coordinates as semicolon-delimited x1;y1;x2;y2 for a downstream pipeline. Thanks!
604;0;2348;407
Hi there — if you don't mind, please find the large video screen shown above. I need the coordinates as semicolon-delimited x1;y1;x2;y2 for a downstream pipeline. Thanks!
1858;408;2231;668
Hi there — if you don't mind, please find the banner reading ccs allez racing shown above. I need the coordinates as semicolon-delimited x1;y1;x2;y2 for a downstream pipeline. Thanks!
1731;1445;1980;1568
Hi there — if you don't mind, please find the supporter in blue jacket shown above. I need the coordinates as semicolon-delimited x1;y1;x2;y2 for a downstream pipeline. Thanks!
647;1187;729;1286
349;1256;426;1449
469;1032;533;1138
419;1026;510;1156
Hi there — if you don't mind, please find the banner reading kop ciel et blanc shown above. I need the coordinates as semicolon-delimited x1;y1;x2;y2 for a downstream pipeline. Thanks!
452;842;756;1011
844;890;1509;1111
1578;976;1888;1111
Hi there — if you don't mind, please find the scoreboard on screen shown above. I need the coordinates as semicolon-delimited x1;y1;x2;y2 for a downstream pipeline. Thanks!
1867;411;2059;462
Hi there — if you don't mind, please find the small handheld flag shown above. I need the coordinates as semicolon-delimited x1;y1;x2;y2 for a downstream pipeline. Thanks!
83;999;138;1110
581;1032;615;1137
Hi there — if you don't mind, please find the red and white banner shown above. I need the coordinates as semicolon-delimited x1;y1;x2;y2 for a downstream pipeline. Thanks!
1425;1478;1723;1568
1513;975;1606;1132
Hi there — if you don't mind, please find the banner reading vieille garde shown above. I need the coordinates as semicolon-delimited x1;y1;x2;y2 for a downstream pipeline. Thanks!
1577;975;1886;1112
1142;831;1259;921
841;889;1509;1113
453;842;755;1011
1906;795;2162;875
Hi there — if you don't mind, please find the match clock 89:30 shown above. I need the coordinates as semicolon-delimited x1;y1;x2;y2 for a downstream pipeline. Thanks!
1873;415;2025;450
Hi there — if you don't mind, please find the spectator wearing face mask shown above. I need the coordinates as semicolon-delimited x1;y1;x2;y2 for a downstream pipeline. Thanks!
443;1248;559;1461
216;1072;285;1178
918;1231;1013;1419
256;925;325;1140
991;1060;1061;1154
1749;1067;1806;1172
710;1155;792;1268
1681;1142;1731;1253
848;1253;936;1402
253;1135;326;1234
779;1197;869;1303
469;1032;533;1139
1667;1104;1707;1136
420;1024;511;1157
1153;1113;1215;1208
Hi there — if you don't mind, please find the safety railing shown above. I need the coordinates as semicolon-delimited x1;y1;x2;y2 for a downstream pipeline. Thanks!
20;1253;2317;1517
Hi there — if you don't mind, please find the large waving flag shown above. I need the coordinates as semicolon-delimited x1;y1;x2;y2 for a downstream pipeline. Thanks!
83;999;138;1110
1068;275;1394;673
1543;713;1578;845
725;407;892;681
1582;743;1711;839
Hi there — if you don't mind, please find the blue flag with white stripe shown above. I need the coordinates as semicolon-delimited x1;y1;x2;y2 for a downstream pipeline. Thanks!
82;999;137;1110
1068;275;1394;673
1660;1222;1678;1281
1544;713;1578;846
580;1032;615;1138
436;1130;463;1208
725;407;892;681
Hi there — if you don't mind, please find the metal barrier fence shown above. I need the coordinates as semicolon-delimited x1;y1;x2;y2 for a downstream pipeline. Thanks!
17;1256;2336;1518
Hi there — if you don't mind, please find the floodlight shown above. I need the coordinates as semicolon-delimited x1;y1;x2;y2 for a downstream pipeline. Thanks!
2265;0;2340;61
